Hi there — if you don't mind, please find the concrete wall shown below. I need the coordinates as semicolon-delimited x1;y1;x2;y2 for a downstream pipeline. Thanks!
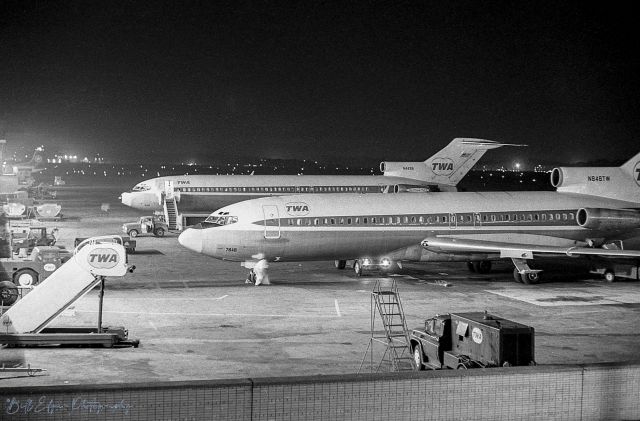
1;362;639;420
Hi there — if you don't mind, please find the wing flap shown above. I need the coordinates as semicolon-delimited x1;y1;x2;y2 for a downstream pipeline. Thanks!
421;237;640;259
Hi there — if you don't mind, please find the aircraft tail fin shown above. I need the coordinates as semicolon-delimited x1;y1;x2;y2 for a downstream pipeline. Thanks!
621;151;640;178
381;137;525;186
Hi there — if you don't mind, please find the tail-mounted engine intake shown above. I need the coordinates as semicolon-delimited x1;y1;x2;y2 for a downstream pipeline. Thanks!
577;208;640;231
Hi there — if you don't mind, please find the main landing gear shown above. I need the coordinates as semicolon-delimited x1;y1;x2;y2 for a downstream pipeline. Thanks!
466;260;492;274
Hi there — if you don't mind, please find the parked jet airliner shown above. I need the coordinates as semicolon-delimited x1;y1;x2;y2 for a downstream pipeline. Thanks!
121;138;522;228
178;152;640;284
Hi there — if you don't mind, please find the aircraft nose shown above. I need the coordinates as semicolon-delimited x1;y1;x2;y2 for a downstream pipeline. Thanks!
178;228;203;254
121;192;133;207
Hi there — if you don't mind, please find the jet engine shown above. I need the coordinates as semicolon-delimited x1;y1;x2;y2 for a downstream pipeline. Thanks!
393;184;440;193
380;161;430;182
577;208;640;231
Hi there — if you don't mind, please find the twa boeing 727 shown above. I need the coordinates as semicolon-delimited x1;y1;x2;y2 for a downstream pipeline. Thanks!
121;138;521;229
178;152;640;284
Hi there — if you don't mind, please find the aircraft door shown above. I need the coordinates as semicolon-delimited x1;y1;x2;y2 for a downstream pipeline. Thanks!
163;180;174;206
262;205;281;239
473;212;481;228
449;213;457;229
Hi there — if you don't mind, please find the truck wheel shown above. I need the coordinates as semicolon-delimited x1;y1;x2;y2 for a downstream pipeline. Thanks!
14;269;38;287
128;229;139;238
353;261;363;277
0;281;19;306
603;270;616;283
413;346;424;370
334;260;346;270
154;227;165;237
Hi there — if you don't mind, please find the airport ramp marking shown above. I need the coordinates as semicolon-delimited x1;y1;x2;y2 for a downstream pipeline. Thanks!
486;286;640;307
334;299;342;317
76;310;339;318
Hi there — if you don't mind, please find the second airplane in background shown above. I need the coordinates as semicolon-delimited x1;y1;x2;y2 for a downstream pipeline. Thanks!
121;138;522;229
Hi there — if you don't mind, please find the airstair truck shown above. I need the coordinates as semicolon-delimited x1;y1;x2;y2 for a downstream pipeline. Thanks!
0;236;138;347
410;312;535;370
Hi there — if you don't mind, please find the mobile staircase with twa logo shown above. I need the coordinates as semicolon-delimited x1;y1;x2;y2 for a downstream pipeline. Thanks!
0;236;139;348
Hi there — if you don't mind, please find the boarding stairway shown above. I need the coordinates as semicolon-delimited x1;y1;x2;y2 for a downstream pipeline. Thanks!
163;197;179;230
0;236;137;347
359;279;415;373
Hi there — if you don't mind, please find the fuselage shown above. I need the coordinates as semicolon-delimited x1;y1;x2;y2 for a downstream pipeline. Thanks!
121;174;449;213
178;192;640;263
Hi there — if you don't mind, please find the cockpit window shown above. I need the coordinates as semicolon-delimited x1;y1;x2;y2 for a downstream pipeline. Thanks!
204;214;238;226
132;183;151;192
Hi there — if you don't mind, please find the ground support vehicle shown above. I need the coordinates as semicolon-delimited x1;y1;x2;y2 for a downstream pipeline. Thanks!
9;224;58;256
338;258;400;276
122;215;168;238
0;246;70;296
410;312;535;370
75;236;136;254
591;263;640;282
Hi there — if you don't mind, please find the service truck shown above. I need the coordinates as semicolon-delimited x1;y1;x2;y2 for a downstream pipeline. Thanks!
410;312;535;370
0;246;71;305
122;215;168;238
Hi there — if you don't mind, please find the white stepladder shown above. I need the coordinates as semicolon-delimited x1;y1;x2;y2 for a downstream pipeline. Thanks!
0;236;139;347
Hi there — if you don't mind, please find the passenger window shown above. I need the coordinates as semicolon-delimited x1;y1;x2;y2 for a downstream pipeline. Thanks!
339;218;344;225
419;216;424;224
314;218;319;226
363;217;368;224
490;215;496;222
330;218;335;225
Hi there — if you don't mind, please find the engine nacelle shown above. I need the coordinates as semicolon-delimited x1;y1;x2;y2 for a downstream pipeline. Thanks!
577;208;640;231
393;184;441;193
380;161;430;182
551;166;640;203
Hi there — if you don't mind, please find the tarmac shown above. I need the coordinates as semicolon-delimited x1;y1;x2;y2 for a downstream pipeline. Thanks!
1;184;640;387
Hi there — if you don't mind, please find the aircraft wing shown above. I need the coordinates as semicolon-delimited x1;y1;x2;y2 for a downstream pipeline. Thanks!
420;237;640;260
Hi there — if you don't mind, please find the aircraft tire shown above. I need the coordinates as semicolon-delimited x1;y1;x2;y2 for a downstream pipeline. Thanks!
467;262;476;273
521;272;540;285
0;281;19;306
513;269;523;283
474;260;492;274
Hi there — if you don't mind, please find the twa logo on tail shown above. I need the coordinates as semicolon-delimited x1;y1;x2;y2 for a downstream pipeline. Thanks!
431;158;455;176
88;248;119;269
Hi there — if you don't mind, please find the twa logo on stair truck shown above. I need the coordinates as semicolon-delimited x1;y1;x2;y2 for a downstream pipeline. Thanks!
87;249;120;269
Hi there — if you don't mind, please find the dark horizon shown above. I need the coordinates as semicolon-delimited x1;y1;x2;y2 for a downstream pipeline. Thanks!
2;1;639;165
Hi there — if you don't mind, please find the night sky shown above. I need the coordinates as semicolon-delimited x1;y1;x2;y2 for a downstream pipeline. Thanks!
1;1;639;166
